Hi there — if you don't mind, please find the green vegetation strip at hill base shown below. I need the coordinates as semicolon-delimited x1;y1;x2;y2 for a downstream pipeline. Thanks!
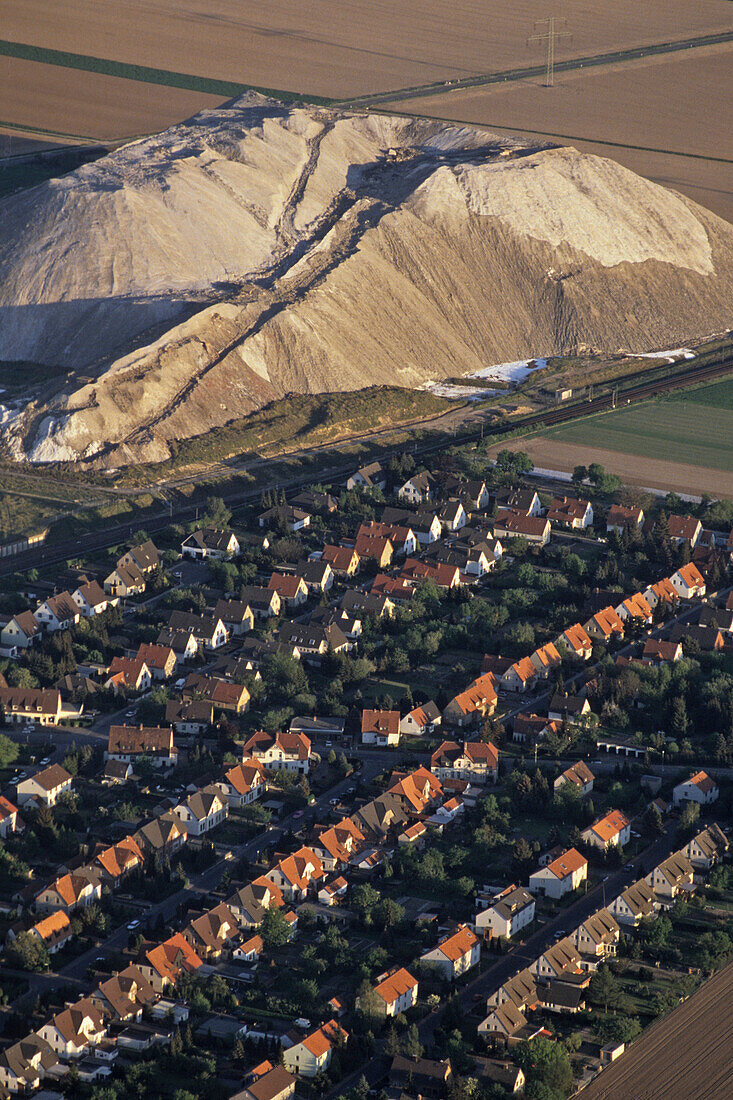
123;387;460;481
667;376;733;410
0;40;334;106
542;385;733;473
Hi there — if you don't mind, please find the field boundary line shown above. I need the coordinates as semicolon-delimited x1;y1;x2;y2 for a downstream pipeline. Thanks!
0;39;335;106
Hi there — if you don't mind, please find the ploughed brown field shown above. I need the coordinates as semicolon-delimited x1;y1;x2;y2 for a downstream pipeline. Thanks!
498;438;733;500
0;58;225;144
3;0;733;99
383;44;733;223
578;961;733;1099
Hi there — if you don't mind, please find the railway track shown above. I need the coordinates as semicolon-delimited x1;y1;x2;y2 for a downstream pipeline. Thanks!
1;352;732;578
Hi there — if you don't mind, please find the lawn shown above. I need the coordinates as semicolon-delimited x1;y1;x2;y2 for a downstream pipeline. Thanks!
543;379;733;473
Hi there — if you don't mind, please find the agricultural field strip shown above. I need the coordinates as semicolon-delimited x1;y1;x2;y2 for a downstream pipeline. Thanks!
542;394;733;474
345;28;733;106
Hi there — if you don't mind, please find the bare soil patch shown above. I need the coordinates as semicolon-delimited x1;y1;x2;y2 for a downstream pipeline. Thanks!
0;58;226;143
4;0;733;100
506;437;733;499
384;44;733;223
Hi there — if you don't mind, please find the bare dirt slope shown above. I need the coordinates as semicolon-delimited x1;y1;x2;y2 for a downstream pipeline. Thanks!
2;94;733;467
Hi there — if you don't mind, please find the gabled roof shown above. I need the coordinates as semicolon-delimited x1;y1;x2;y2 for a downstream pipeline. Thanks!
268;572;307;598
300;1018;348;1057
558;761;594;788
32;910;72;943
144;932;203;982
135;642;175;669
561;623;593;652
682;770;717;794
545;847;587;880
362;709;400;737
24;763;72;792
374;967;418;1004
673;562;706;587
182;527;236;551
587;809;630;842
108;725;174;755
432;924;478;962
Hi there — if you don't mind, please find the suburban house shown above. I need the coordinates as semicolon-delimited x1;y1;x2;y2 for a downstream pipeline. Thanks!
91;965;156;1022
0;795;19;838
684;824;729;871
501;657;537;693
26;911;73;955
318;877;348;907
1;610;42;650
669;562;706;599
530;938;582;983
584;606;625;642
182;673;251;714
165;699;214;735
215;759;266;807
400;701;442;737
72;580;109;617
291;489;337;514
16;764;73;807
134;814;188;860
642;638;683;663
156;626;200;661
646;851;694;903
36;997;106;1060
139;933;204;992
478;1001;528;1042
322;545;360;576
106;726;178;769
354;533;394;568
554;762;594;797
118;540;160;577
359;521;417;557
390;1054;453;1098
346;461;386;491
361;709;401;746
609;880;658;927
33;591;81;632
258;505;311;532
266;848;325;902
547;691;591;723
268;572;309;607
185;902;240;960
398;471;437;505
104;561;147;597
486;968;539;1014
572;909;620;961
420;924;480;981
214;599;255;636
546;496;593;529
673;770;719;806
439;500;467;532
237;1063;297;1100
0;1034;60;1093
493;512;551;546
529;848;588;899
495;488;542;517
530;642;562;679
366;967;419;1017
430;740;498;784
398;821;427;846
243;730;312;773
279;621;350;662
643;577;679;608
135;642;177;680
168;610;228;650
0;686;65;726
35;872;102;914
282;1019;348;1078
105;656;152;693
94;837;144;887
173;786;228;836
240;585;281;618
476;885;535;939
667;515;703;546
606;504;644;534
581;810;631;850
557;623;593;660
227;879;284;928
442;672;498;727
181;527;240;560
615;592;653;625
298;560;334;593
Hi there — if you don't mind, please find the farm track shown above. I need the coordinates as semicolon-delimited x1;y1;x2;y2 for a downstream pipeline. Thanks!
1;350;732;577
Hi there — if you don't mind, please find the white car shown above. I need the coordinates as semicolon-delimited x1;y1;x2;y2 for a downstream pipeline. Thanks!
127;920;140;931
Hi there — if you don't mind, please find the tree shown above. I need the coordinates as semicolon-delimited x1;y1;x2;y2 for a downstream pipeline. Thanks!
261;907;291;950
0;733;19;767
202;496;232;528
384;1024;400;1057
679;801;700;835
516;1037;573;1099
6;931;50;972
401;1024;423;1058
589;965;620;1013
572;465;588;485
356;980;383;1022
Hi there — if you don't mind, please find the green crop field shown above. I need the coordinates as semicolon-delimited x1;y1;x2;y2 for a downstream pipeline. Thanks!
543;376;733;473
